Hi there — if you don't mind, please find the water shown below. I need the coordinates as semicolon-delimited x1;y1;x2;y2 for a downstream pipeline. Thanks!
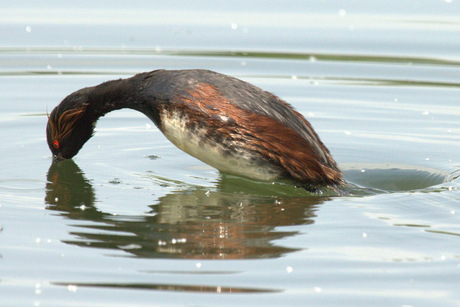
1;1;460;306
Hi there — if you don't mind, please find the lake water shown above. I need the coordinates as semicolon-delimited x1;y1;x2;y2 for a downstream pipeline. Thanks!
1;1;460;306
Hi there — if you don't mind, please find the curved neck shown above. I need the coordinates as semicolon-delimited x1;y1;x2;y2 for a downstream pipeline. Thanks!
88;77;144;119
85;74;164;131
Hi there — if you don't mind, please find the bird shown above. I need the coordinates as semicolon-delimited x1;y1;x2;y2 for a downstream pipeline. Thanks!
46;69;344;191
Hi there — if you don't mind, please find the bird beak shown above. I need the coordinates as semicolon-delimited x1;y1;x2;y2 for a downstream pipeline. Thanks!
53;153;64;162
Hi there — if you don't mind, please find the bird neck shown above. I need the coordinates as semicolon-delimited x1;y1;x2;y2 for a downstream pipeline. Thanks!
88;77;145;120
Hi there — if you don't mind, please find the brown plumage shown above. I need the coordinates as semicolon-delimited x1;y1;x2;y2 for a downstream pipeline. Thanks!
173;83;342;186
46;69;344;190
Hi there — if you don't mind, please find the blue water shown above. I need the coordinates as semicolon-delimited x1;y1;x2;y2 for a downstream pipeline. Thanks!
1;1;460;306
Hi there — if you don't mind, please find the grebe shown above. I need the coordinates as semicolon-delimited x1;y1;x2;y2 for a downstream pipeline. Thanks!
47;69;343;190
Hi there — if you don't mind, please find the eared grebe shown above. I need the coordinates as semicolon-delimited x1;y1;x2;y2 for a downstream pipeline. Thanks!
47;69;343;190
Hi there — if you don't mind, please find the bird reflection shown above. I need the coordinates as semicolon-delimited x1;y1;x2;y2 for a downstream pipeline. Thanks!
45;161;325;259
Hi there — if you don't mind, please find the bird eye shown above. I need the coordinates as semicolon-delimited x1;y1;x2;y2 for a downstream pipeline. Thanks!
53;140;60;149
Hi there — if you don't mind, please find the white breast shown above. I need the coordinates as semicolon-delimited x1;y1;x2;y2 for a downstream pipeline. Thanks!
160;110;282;181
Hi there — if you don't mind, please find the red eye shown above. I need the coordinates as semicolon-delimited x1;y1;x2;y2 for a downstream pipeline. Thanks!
53;140;60;149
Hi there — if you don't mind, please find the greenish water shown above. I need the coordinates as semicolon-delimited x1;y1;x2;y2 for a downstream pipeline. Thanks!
1;1;460;306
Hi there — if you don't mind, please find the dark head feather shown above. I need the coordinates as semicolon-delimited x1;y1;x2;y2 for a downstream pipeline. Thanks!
46;88;94;160
47;104;87;147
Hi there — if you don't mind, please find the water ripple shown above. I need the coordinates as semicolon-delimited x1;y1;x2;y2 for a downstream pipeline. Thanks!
53;281;282;293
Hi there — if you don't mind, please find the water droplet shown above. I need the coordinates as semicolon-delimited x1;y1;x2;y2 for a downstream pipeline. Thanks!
35;283;42;295
67;284;78;293
309;55;317;62
195;262;202;268
422;110;429;116
25;26;32;33
338;9;346;17
362;232;368;238
231;23;238;30
314;287;322;293
286;266;293;273
344;131;352;135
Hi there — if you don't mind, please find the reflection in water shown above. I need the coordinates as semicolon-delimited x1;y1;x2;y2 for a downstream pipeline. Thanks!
52;281;281;294
45;160;324;259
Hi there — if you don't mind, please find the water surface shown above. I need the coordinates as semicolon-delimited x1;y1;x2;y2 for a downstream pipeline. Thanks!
1;1;459;306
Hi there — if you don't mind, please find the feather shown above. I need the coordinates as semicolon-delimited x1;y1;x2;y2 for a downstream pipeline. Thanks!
47;104;87;144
